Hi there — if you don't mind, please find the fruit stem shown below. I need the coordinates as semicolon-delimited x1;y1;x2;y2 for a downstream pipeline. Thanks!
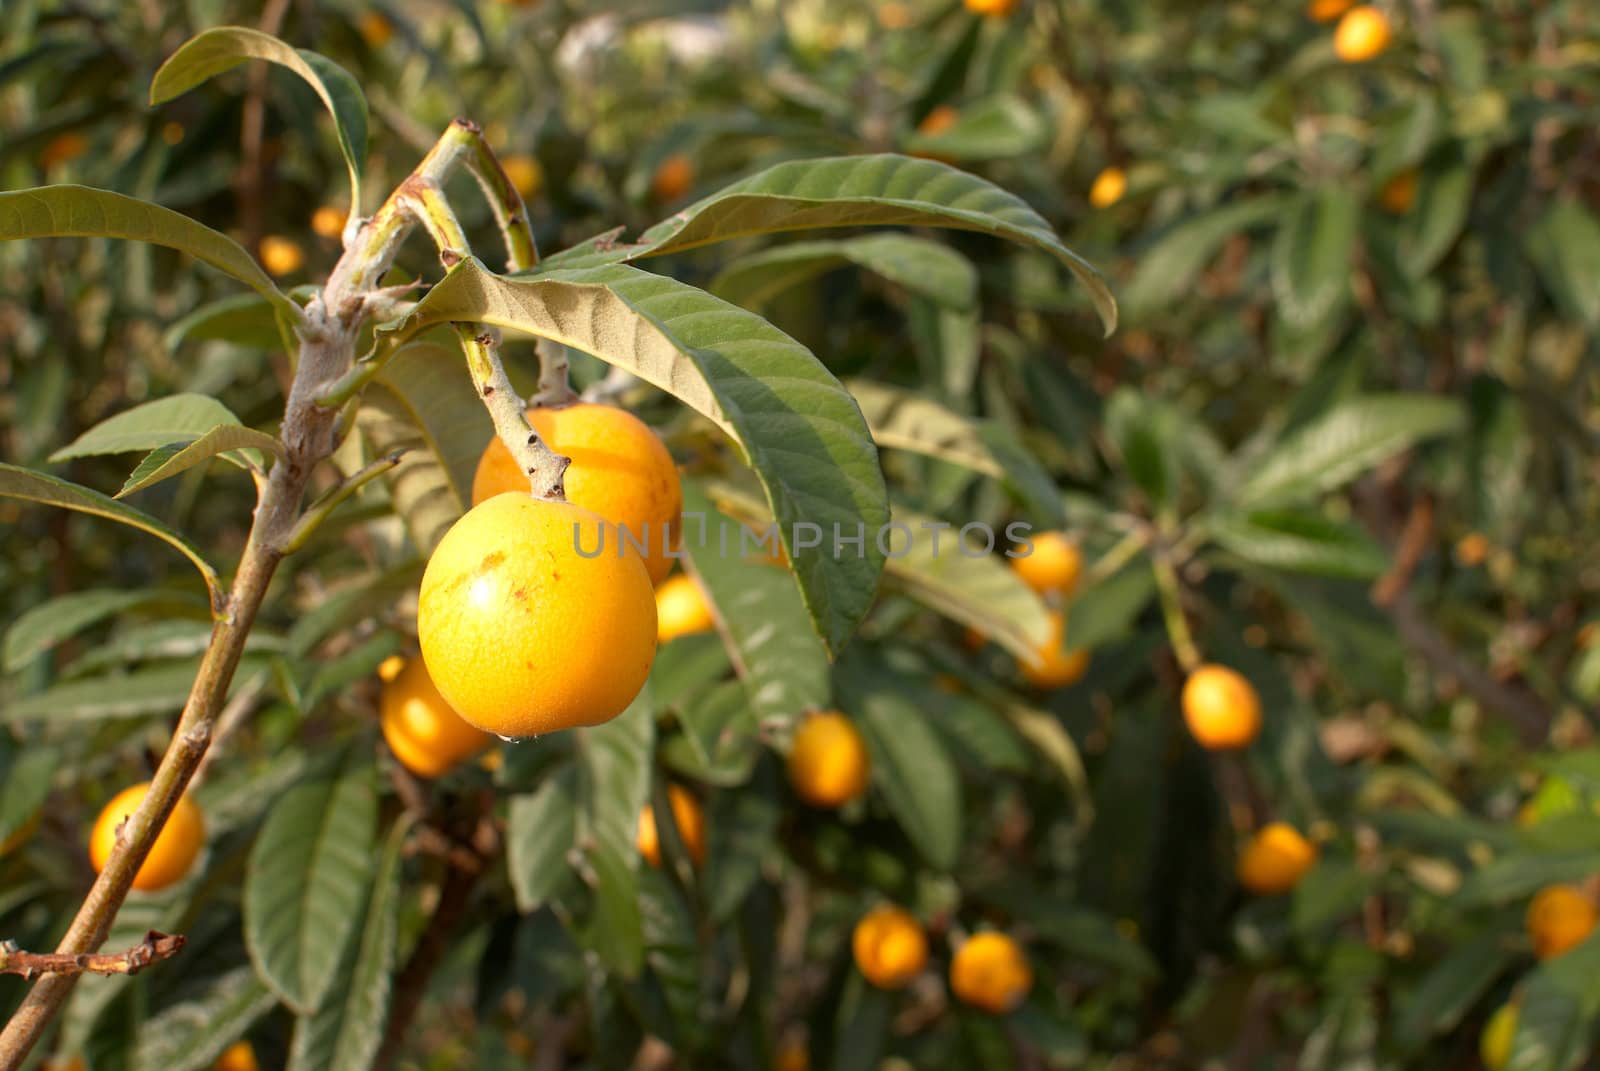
281;450;408;554
1081;526;1149;589
0;118;501;1069
397;168;572;499
532;337;577;407
1151;549;1202;674
458;327;571;500
457;126;538;272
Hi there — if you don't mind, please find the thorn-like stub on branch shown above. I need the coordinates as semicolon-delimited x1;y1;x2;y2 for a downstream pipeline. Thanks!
482;385;495;397
475;332;494;347
452;117;482;135
440;248;464;269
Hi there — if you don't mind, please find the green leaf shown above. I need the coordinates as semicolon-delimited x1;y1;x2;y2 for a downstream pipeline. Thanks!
1236;395;1464;509
880;504;1053;661
902;95;1048;161
541;153;1116;333
681;484;831;728
573;693;655;979
846;379;1063;524
1105;388;1175;508
118;426;283;497
50;394;243;462
130;966;278;1071
1399;159;1473;279
667;680;761;788
0;741;57;847
703;761;781;922
288;816;408;1071
358;341;489;554
244;750;379;1012
1271;187;1359;328
997;703;1094;831
838;657;963;869
1455;853;1600;907
1121;197;1287;320
637;867;705;1047
164;293;285;352
151;27;368;211
3;589;196;672
1509;935;1600;1071
6;658;269;723
710;234;977;311
1208;510;1390;579
1062;556;1156;651
1392;933;1511;1051
1525;198;1600;330
507;768;578;913
0;186;296;319
0;464;222;611
393;259;889;654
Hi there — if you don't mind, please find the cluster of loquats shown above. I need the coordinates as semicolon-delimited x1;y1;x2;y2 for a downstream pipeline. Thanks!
1006;531;1093;690
415;401;681;741
846;906;1032;1016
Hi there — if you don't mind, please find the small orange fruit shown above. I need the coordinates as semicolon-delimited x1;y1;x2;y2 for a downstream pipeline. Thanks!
1181;664;1262;750
852;905;929;989
950;932;1032;1014
1379;169;1418;213
1527;884;1598;960
310;205;347;240
964;0;1018;15
1334;6;1392;63
652;153;695;203
214;1040;260;1071
1480;1003;1516;1071
89;783;205;892
358;11;393;46
472;403;682;584
876;2;914;29
417;493;657;738
918;105;960;138
1019;611;1090;689
1236;822;1318;894
1009;532;1083;596
656;573;716;643
774;1039;810;1071
380;656;491;778
1455;532;1491;567
1308;0;1355;21
637;784;707;868
788;711;872;808
41;132;89;170
1088;167;1128;209
258;236;304;277
502;154;543;199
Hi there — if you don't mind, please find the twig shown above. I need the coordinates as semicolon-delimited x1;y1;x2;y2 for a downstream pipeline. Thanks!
372;800;498;1071
0;932;184;980
237;0;293;251
1151;550;1202;673
532;338;576;408
0;121;481;1070
395;175;571;498
1371;494;1434;607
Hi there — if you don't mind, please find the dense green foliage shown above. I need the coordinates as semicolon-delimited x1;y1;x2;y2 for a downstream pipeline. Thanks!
2;1;1598;1069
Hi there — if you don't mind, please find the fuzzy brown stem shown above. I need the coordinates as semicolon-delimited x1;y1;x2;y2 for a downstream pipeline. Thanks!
0;932;185;980
0;120;480;1071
